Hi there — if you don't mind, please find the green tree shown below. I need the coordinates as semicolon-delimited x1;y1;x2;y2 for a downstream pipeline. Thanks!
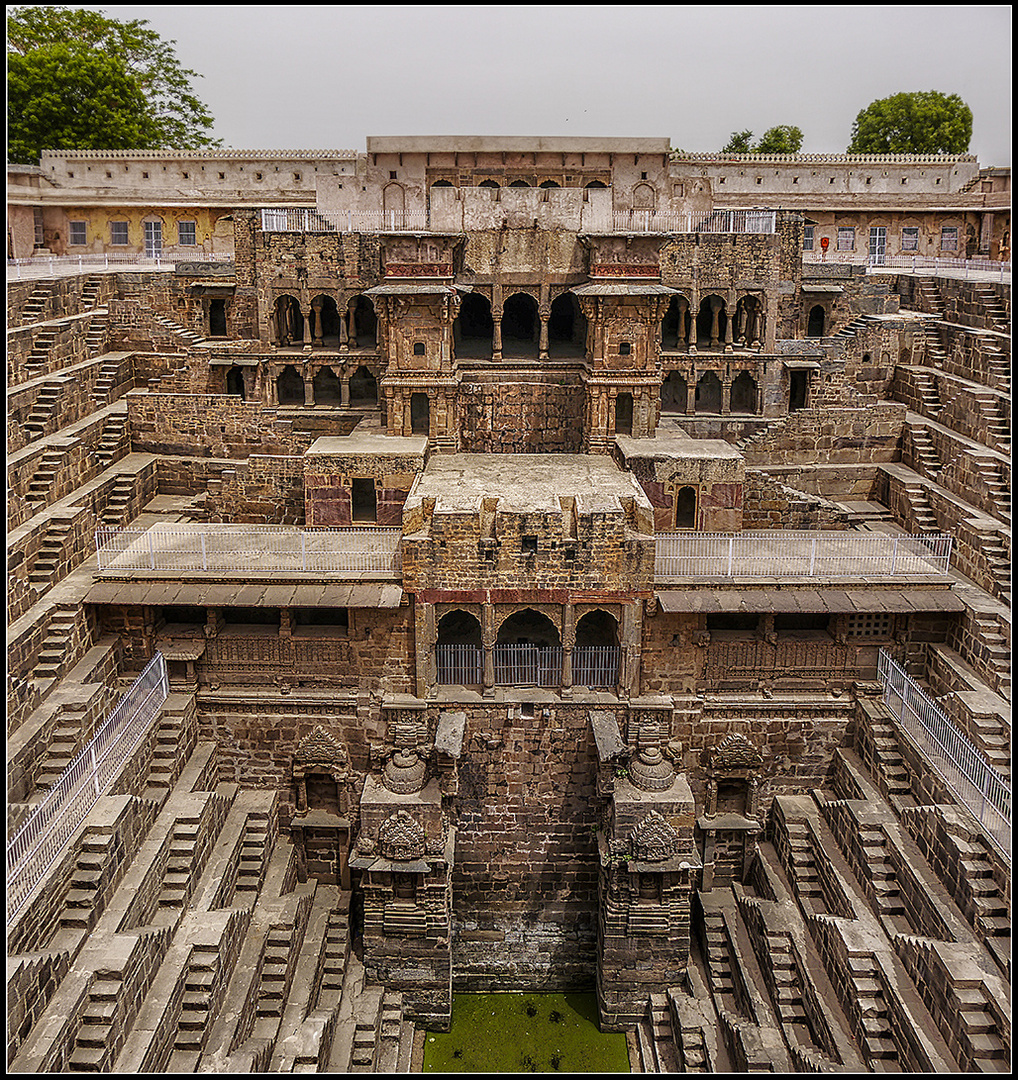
8;43;163;163
7;6;220;159
754;125;803;154
848;91;972;154
722;130;754;153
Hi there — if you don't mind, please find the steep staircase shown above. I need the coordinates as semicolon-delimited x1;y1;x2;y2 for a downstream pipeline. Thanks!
91;356;125;407
916;278;945;319
19;279;56;325
909;425;943;480
100;475;135;527
24;327;57;378
28;519;73;588
67;965;124;1071
34;710;85;791
23;381;63;441
970;613;1011;696
94;412;129;471
25;448;66;511
79;275;102;311
845;955;901;1069
971;284;1010;334
864;719;916;809
31;609;78;683
779;820;824;912
903;483;939;534
910;367;944;416
235;813;272;896
970;457;1011;525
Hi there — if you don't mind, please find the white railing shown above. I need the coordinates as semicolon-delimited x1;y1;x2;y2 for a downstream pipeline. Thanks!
7;653;169;923
614;209;776;234
95;524;402;575
878;650;1009;858
260;208;431;233
804;250;1010;280
655;532;952;580
7;251;234;277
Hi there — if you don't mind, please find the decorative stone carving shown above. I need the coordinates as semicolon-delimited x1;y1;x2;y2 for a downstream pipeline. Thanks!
706;732;763;772
378;810;426;862
293;726;352;815
629;811;678;863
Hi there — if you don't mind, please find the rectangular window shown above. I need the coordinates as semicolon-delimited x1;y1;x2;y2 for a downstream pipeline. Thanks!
33;208;45;248
178;220;197;246
69;221;87;246
901;227;919;252
940;226;958;251
110;221;129;246
836;227;855;252
803;225;815;251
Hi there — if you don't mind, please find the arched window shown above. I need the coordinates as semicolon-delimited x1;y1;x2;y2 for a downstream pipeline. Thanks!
501;293;539;358
275;295;304;345
479;179;500;189
494;609;561;686
696;296;728;350
539;180;561;189
454;293;494;358
508;179;532;188
574;610;620;689
548;292;586;356
436;610;483;685
431;179;454;188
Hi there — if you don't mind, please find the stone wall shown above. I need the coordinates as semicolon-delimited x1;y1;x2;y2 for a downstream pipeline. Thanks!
207;456;306;525
743;471;852;529
457;367;586;454
739;404;905;467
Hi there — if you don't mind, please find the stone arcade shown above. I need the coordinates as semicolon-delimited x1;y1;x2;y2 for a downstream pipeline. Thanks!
7;136;1011;1072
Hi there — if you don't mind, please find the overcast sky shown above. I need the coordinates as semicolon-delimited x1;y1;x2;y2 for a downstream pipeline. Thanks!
81;5;1012;163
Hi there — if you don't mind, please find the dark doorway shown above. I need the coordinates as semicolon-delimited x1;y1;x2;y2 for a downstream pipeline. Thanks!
695;372;722;413
502;293;539;357
226;365;245;399
454;293;494;358
807;305;825;338
349;365;377;406
730;371;757;414
351;478;377;522
349;296;378;349
789;370;809;411
313;366;342;405
676;486;697;529
277;365;304;405
209;298;227;337
661;372;687;413
548;292;586;356
410;393;430;435
615;393;634;436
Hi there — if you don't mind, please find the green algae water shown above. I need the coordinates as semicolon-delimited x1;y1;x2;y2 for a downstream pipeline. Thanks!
423;992;630;1073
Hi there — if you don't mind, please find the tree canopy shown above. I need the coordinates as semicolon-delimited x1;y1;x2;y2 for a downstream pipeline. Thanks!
848;92;972;154
721;126;803;154
7;5;220;162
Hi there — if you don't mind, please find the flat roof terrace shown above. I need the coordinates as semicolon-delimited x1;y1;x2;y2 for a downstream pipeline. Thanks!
405;453;652;516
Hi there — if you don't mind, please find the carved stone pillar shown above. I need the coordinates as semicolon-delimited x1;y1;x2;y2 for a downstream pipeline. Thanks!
304;370;314;406
724;295;734;353
685;374;696;415
311;298;323;345
539;305;550;360
482;605;496;697
348;302;358;349
492;308;503;361
339;303;349;350
561;603;575;697
341;375;350;407
688;294;698;354
709;296;721;349
721;377;731;416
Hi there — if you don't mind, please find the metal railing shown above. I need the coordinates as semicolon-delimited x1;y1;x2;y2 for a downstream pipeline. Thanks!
436;644;483;685
7;251;234;277
655;532;953;580
435;644;620;688
614;209;776;234
95;524;402;574
877;650;1009;857
7;653;169;923
804;250;1010;280
261;208;431;233
494;645;563;688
